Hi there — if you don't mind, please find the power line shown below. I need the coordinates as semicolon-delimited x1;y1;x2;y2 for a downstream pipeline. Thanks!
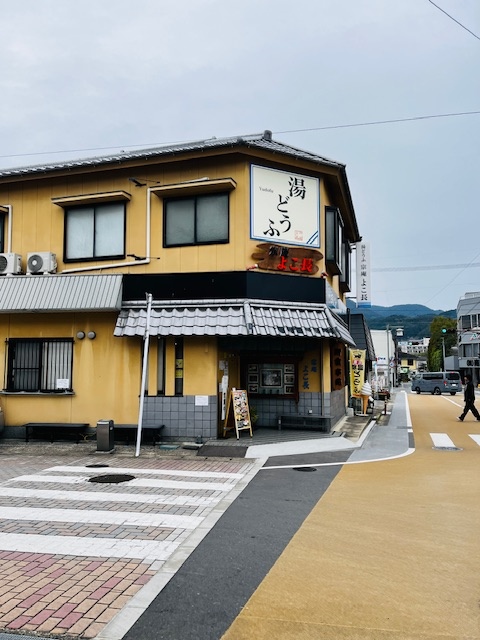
0;110;479;162
374;262;480;273
274;110;480;135
427;0;480;42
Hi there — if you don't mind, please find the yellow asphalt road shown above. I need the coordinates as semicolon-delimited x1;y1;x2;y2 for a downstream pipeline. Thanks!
222;393;480;639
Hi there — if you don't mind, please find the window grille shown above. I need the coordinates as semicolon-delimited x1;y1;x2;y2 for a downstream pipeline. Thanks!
6;339;73;392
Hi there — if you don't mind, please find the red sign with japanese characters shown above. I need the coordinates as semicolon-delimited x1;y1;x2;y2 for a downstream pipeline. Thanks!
251;243;323;275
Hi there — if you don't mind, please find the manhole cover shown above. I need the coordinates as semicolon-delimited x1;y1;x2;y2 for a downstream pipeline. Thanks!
86;464;110;468
432;447;463;451
293;466;317;472
88;474;135;483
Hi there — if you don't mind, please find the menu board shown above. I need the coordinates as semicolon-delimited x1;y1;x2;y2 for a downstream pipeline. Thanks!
223;389;253;439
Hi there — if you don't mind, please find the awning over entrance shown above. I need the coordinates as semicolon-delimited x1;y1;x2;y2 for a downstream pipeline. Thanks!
0;274;123;312
114;298;356;345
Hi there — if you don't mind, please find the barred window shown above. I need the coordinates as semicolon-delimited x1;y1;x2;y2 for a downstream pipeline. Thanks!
6;339;73;392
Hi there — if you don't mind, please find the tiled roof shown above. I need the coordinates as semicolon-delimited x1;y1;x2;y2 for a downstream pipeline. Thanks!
0;131;343;178
346;313;376;360
0;274;122;312
114;299;355;345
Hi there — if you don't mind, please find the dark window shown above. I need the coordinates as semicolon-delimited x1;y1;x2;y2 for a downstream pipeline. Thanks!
174;339;184;396
0;212;5;253
446;372;460;381
339;234;351;290
157;337;165;395
325;207;343;275
6;339;73;392
65;202;125;260
164;193;229;247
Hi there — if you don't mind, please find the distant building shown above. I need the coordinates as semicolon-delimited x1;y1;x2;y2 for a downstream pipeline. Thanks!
398;338;429;355
457;292;480;383
398;352;427;379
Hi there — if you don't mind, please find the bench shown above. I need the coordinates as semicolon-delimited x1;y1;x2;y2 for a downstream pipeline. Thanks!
278;415;331;433
24;422;89;444
112;424;165;446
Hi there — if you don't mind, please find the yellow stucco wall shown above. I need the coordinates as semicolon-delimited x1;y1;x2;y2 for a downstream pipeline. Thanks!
183;338;218;396
0;312;142;427
0;157;344;284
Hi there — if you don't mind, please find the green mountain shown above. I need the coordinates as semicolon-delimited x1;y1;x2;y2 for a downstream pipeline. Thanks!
346;301;456;340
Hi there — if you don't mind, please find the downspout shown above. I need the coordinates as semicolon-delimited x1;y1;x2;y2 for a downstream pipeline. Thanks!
136;292;153;457
61;186;153;273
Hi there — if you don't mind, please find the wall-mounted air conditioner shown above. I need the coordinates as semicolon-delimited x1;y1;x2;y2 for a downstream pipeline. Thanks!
0;253;22;275
26;252;57;275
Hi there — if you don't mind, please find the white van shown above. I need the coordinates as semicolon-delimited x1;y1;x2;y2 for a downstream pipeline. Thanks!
411;371;461;395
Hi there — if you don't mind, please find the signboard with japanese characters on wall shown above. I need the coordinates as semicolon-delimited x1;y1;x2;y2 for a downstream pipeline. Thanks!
356;241;371;308
250;165;320;248
349;348;366;397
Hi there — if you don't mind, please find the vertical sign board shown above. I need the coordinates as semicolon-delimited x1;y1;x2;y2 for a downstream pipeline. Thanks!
356;241;371;308
250;165;320;248
349;349;366;397
223;389;253;439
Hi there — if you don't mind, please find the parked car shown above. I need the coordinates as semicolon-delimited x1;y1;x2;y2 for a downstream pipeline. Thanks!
411;371;461;395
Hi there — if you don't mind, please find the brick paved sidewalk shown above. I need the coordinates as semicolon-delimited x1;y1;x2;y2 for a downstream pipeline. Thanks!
0;453;259;639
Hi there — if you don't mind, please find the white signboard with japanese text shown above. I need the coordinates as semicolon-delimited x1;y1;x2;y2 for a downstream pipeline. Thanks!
356;241;371;308
250;165;320;248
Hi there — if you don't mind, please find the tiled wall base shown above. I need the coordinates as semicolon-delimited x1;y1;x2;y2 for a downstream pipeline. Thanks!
144;390;347;441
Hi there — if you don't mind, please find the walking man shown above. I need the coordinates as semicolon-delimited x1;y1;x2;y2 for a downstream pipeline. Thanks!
458;374;480;421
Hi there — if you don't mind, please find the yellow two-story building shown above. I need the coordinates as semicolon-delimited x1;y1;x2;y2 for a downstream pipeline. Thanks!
0;131;361;441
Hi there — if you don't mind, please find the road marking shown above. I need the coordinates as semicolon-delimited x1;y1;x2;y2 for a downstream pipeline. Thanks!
0;532;178;560
0;506;203;529
0;487;217;506
430;433;456;448
11;474;236;492
48;465;244;479
469;434;480;446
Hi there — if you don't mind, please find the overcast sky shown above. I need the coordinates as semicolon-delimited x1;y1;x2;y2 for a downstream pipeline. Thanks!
1;0;478;311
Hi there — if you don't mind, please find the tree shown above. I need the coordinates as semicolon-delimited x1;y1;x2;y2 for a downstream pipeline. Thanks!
427;316;457;371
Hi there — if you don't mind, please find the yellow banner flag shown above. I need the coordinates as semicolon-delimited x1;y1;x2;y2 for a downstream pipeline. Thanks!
349;348;366;397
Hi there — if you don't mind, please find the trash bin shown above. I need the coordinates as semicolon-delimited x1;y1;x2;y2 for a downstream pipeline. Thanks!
96;419;114;452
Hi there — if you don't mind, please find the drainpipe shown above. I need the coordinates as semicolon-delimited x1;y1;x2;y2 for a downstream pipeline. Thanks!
136;292;153;457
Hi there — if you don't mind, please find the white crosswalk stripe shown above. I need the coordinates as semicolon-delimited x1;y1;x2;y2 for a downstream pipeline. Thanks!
0;486;217;506
430;433;480;448
0;462;252;561
48;465;244;479
12;474;236;492
430;433;456;448
0;506;203;529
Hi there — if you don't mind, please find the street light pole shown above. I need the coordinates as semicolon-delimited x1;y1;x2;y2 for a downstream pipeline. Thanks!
386;324;404;389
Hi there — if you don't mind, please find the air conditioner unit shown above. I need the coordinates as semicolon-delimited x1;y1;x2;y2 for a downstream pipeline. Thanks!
0;253;22;275
26;252;57;275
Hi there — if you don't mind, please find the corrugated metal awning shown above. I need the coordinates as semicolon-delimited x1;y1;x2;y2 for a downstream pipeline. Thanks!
114;299;356;345
0;274;123;312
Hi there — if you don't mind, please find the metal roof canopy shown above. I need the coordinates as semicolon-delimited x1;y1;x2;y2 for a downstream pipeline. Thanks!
0;274;123;312
114;298;355;346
